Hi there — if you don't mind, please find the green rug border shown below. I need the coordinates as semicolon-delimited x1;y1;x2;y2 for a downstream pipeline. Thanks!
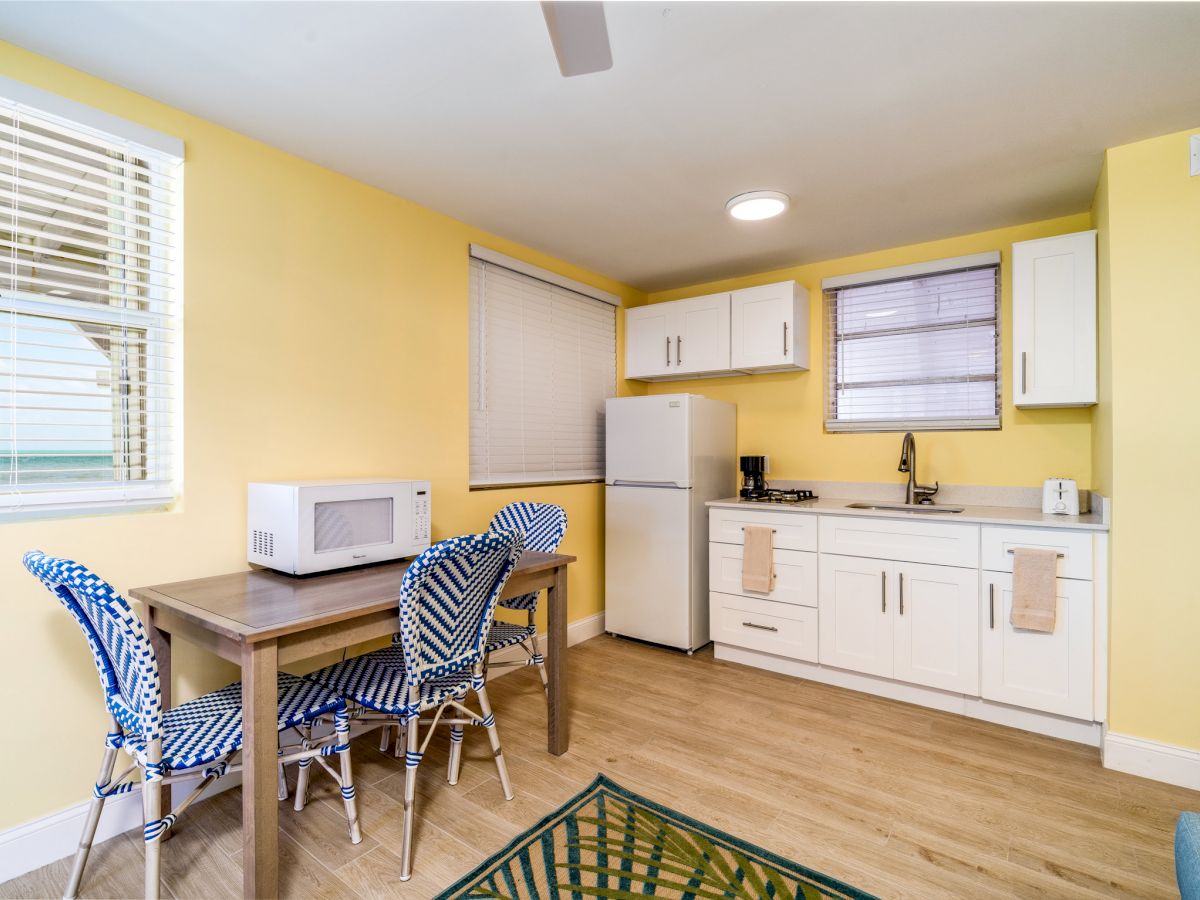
436;773;878;899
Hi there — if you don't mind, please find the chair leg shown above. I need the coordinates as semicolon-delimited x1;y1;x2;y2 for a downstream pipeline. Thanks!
277;761;289;802
334;708;362;844
293;725;313;812
142;747;165;900
64;738;119;899
475;682;513;801
447;724;463;785
399;716;420;881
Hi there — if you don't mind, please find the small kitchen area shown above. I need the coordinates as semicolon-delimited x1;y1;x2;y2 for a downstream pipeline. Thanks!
605;226;1114;751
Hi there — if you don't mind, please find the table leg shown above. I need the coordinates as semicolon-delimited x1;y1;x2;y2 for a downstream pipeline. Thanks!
241;640;279;899
546;564;569;755
148;612;173;839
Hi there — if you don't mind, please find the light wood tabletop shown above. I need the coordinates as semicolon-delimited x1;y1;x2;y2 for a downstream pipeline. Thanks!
131;549;576;899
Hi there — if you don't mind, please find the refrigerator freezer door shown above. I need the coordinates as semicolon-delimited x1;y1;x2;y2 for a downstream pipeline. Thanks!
604;485;692;649
605;395;692;487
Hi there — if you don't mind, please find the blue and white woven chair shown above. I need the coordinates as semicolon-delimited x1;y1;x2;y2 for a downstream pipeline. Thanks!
303;530;523;881
23;551;362;900
479;502;568;687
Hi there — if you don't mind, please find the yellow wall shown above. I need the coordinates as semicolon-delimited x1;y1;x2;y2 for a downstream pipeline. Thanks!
1098;126;1200;749
640;214;1095;490
0;42;644;830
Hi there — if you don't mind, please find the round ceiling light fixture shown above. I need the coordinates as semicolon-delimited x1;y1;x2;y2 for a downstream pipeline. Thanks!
726;190;789;221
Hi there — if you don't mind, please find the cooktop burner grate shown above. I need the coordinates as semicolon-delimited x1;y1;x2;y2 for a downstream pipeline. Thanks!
742;487;819;504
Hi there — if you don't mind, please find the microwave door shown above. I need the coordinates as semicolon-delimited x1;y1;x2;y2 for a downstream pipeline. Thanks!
299;482;405;574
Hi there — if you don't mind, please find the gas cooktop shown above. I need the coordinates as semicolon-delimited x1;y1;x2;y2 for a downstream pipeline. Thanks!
741;488;819;505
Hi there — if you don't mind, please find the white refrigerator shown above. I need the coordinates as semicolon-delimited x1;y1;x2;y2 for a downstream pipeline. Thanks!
604;394;736;652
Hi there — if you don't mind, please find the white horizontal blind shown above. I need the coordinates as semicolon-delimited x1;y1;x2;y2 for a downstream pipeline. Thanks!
0;94;182;514
825;262;1000;432
470;257;616;487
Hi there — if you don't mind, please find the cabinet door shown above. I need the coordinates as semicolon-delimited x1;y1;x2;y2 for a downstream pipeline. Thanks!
981;573;1093;719
893;562;980;694
818;554;893;678
1013;230;1096;407
672;293;730;375
730;281;809;371
624;304;674;380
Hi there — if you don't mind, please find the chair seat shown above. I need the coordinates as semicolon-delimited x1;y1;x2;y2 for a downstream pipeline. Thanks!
307;646;473;717
123;673;343;771
485;621;537;653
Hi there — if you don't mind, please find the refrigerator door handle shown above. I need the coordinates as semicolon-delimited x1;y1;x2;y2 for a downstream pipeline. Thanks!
609;479;686;489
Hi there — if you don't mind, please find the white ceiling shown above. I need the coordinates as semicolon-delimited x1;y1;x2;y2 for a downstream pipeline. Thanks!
2;2;1198;291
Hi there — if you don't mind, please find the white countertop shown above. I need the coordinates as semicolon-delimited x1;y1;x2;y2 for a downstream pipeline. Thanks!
706;496;1109;531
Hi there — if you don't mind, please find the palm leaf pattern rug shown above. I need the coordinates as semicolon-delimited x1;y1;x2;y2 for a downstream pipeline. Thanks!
438;774;876;899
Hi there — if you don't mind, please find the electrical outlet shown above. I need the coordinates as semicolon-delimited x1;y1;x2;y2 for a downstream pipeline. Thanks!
1192;134;1200;177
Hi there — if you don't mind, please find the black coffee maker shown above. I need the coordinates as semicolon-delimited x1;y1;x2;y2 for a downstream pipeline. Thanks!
739;455;767;498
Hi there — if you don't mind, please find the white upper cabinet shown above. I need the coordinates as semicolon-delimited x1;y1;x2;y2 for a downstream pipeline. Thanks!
673;293;731;376
1012;230;1097;408
624;293;730;380
730;281;810;372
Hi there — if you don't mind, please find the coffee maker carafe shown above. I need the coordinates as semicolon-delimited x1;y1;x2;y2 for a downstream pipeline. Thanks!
739;455;767;499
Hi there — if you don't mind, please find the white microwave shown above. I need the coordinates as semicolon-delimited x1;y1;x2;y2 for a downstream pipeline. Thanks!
248;479;431;575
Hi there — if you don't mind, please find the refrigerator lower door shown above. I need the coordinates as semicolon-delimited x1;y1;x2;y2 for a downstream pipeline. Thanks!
605;484;692;649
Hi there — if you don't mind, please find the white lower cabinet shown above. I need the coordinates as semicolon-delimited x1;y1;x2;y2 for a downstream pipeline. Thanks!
981;573;1094;720
710;592;818;662
709;506;1105;741
893;562;979;694
819;554;979;692
818;554;893;678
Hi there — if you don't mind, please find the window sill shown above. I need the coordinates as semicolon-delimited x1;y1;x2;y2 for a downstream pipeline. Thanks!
469;479;603;491
0;497;174;524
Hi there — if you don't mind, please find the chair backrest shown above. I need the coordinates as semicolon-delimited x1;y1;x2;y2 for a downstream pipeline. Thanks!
23;551;163;742
396;530;523;684
489;502;568;555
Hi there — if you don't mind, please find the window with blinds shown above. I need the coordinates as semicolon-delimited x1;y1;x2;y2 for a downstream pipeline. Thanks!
0;91;182;515
824;256;1000;432
469;254;616;487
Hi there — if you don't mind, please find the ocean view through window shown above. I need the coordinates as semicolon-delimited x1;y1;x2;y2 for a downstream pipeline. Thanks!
0;84;182;515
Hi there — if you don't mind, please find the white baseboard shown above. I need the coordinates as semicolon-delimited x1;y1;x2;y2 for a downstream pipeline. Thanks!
0;612;606;886
487;611;606;677
0;770;240;885
1103;731;1200;791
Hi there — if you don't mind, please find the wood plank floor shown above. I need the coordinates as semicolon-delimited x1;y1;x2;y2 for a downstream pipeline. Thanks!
3;635;1196;898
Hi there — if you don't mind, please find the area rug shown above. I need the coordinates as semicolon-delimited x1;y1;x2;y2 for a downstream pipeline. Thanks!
437;773;876;899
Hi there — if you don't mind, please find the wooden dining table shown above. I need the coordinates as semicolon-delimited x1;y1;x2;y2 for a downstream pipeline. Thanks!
130;549;576;899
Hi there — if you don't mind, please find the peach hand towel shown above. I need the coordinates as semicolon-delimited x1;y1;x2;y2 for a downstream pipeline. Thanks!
1010;547;1057;633
741;525;775;593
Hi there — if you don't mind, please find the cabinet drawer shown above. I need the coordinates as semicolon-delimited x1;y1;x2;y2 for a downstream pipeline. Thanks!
709;543;818;607
708;506;818;551
709;592;818;661
981;526;1093;580
818;515;979;568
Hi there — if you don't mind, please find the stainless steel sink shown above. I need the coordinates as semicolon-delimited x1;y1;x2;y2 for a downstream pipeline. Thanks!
845;502;965;514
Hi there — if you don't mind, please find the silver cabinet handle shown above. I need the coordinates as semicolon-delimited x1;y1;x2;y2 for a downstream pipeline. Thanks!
676;335;682;366
899;572;904;616
666;336;671;366
881;571;886;613
783;321;789;356
742;621;778;632
989;583;995;629
1021;351;1027;396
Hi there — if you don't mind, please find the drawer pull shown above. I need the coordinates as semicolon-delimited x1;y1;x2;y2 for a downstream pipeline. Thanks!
1005;548;1065;558
742;621;779;632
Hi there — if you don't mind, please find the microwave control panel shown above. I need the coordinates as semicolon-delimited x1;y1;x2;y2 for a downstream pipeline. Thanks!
414;488;431;541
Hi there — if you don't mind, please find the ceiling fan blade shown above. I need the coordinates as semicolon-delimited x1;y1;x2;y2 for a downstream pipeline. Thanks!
541;1;613;77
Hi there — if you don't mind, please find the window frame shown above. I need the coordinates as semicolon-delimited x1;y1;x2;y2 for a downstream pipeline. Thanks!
0;83;183;519
823;253;1002;434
